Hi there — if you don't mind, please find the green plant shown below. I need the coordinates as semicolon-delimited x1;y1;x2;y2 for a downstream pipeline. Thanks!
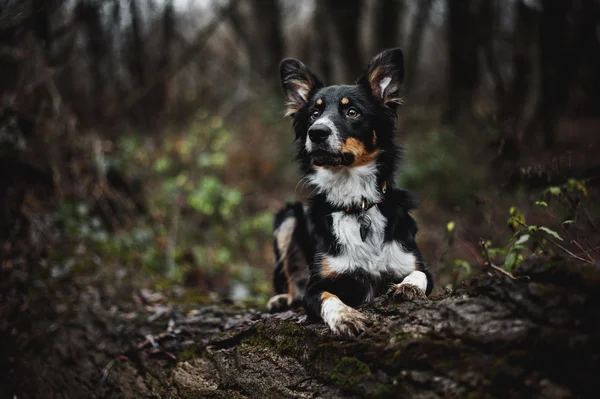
452;179;596;280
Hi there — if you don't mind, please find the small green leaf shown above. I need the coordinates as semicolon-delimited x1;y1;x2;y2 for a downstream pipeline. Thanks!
453;259;471;275
504;251;517;271
515;234;530;245
528;225;538;233
547;186;561;196
539;226;563;241
562;220;574;225
534;201;548;208
447;221;455;232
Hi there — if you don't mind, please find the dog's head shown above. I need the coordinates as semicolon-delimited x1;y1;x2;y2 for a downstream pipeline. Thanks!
280;48;404;171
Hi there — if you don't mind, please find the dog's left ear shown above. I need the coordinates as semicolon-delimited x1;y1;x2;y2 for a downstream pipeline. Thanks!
357;48;404;106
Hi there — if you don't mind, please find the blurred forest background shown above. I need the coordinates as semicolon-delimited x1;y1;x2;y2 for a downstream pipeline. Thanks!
1;0;599;307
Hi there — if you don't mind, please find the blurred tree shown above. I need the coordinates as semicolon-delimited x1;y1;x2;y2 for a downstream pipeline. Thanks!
323;0;364;82
372;0;405;52
230;0;283;91
444;0;479;128
405;0;434;91
509;0;540;143
308;0;333;84
536;0;571;149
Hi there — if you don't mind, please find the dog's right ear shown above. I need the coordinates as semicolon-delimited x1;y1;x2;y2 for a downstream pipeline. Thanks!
280;59;324;117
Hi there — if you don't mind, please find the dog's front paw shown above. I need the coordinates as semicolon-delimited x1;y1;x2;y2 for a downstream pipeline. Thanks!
325;305;369;338
267;294;292;313
388;283;427;302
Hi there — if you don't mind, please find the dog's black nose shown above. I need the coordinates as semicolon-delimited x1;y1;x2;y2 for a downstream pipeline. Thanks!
309;125;330;143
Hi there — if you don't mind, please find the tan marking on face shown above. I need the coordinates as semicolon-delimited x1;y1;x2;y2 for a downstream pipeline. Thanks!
342;138;381;168
372;131;377;146
321;259;339;279
316;98;323;105
321;291;339;302
341;97;349;105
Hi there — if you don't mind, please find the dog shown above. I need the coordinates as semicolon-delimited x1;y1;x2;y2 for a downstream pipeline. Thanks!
267;48;433;338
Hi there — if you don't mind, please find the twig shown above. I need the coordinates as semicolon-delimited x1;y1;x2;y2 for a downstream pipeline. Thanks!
582;237;600;257
460;239;484;265
544;209;595;263
479;239;529;280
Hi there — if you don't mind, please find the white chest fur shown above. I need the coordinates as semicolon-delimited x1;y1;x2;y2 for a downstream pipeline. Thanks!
309;163;382;208
325;207;417;279
309;161;417;281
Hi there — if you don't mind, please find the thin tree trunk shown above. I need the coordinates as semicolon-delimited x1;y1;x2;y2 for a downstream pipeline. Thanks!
510;0;540;143
405;0;434;92
372;0;404;52
443;0;479;128
249;0;284;84
323;0;364;82
535;0;571;149
128;0;147;88
309;0;333;84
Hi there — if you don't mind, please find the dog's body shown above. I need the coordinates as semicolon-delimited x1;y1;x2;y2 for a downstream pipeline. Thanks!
267;48;433;338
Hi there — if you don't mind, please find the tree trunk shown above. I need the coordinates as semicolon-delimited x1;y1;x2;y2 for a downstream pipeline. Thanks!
309;0;334;84
230;1;284;92
248;0;284;90
535;0;571;149
4;258;600;398
405;0;434;92
323;0;364;82
371;0;404;53
509;0;540;143
443;0;479;129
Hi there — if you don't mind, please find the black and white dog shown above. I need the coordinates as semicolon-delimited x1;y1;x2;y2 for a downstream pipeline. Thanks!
267;48;433;338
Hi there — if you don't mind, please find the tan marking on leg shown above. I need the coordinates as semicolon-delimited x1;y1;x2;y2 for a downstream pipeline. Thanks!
342;137;381;168
320;259;339;279
321;291;339;302
372;130;377;146
320;291;368;338
341;97;349;105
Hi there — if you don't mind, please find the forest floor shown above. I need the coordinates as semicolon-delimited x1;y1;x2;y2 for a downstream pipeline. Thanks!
2;239;599;398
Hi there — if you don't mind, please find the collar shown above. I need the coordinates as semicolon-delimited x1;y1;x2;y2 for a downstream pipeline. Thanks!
339;181;387;214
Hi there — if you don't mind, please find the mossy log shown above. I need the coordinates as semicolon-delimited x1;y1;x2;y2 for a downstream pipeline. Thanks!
4;258;600;398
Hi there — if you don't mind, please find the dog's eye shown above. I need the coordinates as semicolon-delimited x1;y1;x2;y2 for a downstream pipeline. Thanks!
346;107;359;118
310;110;320;120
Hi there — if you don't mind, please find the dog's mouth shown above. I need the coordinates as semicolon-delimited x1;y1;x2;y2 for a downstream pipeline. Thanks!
310;150;353;167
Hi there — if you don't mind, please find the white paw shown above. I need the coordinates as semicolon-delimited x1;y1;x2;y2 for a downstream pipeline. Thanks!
267;294;292;313
387;283;427;301
322;297;368;338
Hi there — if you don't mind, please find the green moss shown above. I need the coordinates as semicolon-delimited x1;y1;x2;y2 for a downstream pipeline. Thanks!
329;356;371;386
245;322;308;358
180;289;212;306
178;348;200;363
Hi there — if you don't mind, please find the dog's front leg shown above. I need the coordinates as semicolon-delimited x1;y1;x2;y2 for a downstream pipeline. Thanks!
388;270;429;301
305;284;368;338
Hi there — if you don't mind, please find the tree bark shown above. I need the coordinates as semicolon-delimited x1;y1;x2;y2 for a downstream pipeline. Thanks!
4;257;599;398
